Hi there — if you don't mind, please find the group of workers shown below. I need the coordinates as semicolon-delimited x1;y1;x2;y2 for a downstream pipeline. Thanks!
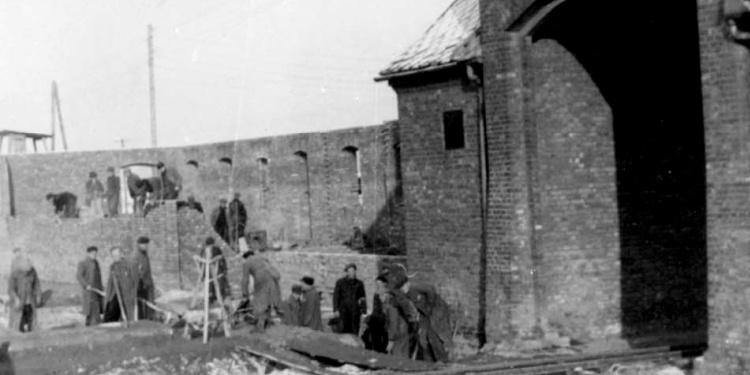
5;237;155;332
6;235;451;363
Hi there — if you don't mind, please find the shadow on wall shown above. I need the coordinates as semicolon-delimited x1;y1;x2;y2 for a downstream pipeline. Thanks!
535;0;707;345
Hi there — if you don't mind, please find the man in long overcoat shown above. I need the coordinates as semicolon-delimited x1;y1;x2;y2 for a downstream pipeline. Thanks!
125;169;146;215
105;167;120;217
395;275;452;363
157;162;182;200
76;246;104;326
7;256;41;332
241;250;281;331
103;247;137;322
333;263;367;335
130;237;155;320
210;199;231;244
228;193;248;251
362;275;390;353
299;276;324;331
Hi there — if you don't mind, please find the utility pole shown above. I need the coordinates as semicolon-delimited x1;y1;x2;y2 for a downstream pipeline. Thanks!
148;24;158;147
50;82;56;151
51;81;68;151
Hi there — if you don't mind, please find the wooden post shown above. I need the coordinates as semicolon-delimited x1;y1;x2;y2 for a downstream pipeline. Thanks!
210;262;231;338
202;248;210;344
112;273;129;328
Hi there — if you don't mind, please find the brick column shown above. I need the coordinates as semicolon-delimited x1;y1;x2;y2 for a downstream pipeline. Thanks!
482;29;542;340
697;0;750;372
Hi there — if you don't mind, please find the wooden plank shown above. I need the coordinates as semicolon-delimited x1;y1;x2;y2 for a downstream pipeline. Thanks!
287;336;438;372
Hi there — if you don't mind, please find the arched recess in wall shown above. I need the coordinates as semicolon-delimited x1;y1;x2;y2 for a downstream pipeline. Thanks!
294;151;313;240
257;157;270;208
187;160;199;168
219;157;232;166
511;0;707;342
342;146;362;205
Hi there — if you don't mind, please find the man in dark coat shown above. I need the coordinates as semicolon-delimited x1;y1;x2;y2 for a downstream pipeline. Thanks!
84;171;104;208
228;193;248;251
104;247;137;323
333;263;367;335
177;195;203;213
7;256;41;332
202;237;230;304
105;167;120;217
279;285;303;327
46;192;78;218
397;276;452;363
157;161;182;200
383;290;412;358
299;276;324;331
362;275;390;353
76;246;104;326
125;169;146;215
241;250;282;332
210;199;231;244
130;236;155;320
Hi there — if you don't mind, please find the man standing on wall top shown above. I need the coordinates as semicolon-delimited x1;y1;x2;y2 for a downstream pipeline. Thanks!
105;167;120;218
85;171;105;218
157;161;182;200
211;199;231;245
228;192;248;251
333;263;367;335
130;236;155;320
76;246;104;326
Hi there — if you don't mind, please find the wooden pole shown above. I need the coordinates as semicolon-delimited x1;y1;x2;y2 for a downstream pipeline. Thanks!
202;247;210;344
210;261;231;338
52;82;68;151
112;273;129;328
50;82;55;151
148;24;158;147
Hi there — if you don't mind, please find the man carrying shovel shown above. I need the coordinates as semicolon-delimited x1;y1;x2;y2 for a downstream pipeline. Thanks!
76;246;104;326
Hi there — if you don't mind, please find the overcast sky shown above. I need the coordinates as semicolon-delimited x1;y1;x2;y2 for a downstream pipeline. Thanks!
0;0;453;151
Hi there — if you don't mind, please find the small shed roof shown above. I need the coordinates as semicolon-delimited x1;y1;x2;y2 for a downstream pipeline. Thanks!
0;130;52;140
377;0;481;81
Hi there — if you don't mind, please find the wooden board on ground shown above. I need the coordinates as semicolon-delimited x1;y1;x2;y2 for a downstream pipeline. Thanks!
287;335;440;372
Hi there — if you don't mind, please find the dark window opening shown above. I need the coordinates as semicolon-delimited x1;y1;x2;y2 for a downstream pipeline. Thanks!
187;160;199;168
219;157;232;166
343;146;362;204
258;157;270;208
443;110;465;150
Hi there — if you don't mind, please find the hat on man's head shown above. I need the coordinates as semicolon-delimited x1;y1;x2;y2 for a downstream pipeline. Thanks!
205;237;215;246
156;161;165;169
107;167;115;172
291;285;303;294
137;236;150;244
89;171;97;178
220;198;228;204
344;263;357;272
241;250;255;259
301;276;315;286
86;246;98;253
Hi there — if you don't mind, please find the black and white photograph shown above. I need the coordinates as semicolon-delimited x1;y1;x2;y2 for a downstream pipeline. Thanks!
0;0;744;374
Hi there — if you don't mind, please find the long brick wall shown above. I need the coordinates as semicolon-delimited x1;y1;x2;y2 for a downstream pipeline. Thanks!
0;123;404;254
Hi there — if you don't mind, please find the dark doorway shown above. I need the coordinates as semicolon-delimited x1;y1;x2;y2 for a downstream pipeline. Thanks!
533;0;707;344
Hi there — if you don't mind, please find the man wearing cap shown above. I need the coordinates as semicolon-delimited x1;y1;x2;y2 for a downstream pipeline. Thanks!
279;285;303;326
299;276;324;331
105;167;120;217
333;263;367;335
210;199;231;244
76;246;104;326
157;161;182;200
241;250;282;332
130;236;155;320
104;247;137;323
393;271;452;363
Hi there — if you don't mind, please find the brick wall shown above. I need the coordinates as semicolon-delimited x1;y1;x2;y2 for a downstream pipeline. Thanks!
697;0;750;372
0;123;404;255
391;70;484;335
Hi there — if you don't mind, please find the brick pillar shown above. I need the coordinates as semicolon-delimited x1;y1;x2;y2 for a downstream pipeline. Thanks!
698;0;750;372
482;29;542;341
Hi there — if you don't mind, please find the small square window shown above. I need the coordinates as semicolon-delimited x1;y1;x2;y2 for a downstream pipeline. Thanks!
443;110;465;150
